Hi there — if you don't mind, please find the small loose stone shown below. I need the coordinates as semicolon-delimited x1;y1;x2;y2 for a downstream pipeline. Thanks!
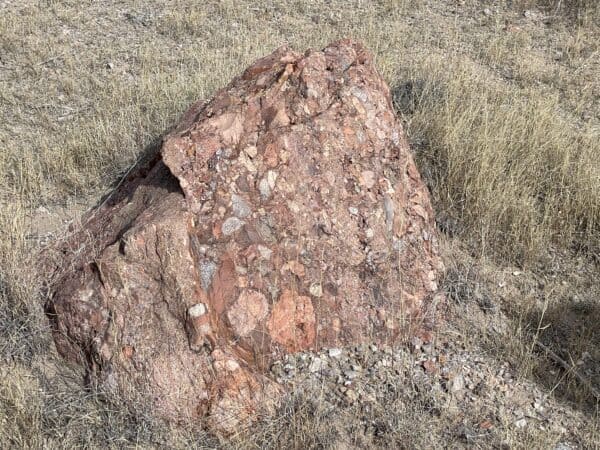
328;348;343;358
309;357;326;373
515;418;527;429
344;370;359;380
345;389;358;403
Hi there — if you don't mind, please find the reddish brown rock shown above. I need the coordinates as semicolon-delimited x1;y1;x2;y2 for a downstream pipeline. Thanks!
267;290;316;353
40;39;445;432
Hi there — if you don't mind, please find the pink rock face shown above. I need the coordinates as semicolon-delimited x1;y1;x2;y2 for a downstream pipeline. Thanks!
227;289;269;338
41;39;444;433
267;290;316;353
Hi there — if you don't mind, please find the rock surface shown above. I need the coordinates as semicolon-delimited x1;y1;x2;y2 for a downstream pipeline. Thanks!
41;39;444;432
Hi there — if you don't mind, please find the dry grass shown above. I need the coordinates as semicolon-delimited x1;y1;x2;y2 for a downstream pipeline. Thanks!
521;0;600;22
441;237;600;408
1;0;599;448
399;57;599;263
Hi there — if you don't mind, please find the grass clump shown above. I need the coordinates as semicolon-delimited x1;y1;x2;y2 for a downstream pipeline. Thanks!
521;0;600;20
397;57;599;263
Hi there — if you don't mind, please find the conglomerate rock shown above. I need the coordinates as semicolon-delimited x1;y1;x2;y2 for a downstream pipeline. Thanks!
41;39;444;433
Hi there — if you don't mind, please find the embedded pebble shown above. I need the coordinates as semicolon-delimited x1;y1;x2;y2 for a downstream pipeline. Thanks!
231;193;251;218
244;145;258;158
257;244;273;260
189;303;207;317
360;170;376;189
383;195;394;231
199;261;217;290
309;283;323;297
267;170;278;189
259;178;271;198
222;216;245;235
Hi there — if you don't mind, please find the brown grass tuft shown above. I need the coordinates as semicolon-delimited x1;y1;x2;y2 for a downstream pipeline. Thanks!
397;56;599;263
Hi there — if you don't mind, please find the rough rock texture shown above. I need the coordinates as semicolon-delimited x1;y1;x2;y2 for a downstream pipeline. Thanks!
41;39;444;432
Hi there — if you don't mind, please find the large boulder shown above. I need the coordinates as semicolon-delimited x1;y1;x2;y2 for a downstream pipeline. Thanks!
41;40;444;432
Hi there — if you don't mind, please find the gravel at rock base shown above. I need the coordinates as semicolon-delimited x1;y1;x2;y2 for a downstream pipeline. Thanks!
267;328;590;448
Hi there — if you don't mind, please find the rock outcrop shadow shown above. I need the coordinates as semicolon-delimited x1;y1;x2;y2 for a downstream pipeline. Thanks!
442;252;599;421
525;295;600;414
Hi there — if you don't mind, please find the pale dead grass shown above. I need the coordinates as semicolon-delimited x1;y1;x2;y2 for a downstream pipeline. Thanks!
399;56;599;262
521;0;600;22
1;0;599;448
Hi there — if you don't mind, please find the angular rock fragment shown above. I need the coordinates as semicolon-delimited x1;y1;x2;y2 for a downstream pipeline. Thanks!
40;39;444;433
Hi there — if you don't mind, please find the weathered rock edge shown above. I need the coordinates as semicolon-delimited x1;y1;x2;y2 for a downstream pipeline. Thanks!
40;39;445;433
